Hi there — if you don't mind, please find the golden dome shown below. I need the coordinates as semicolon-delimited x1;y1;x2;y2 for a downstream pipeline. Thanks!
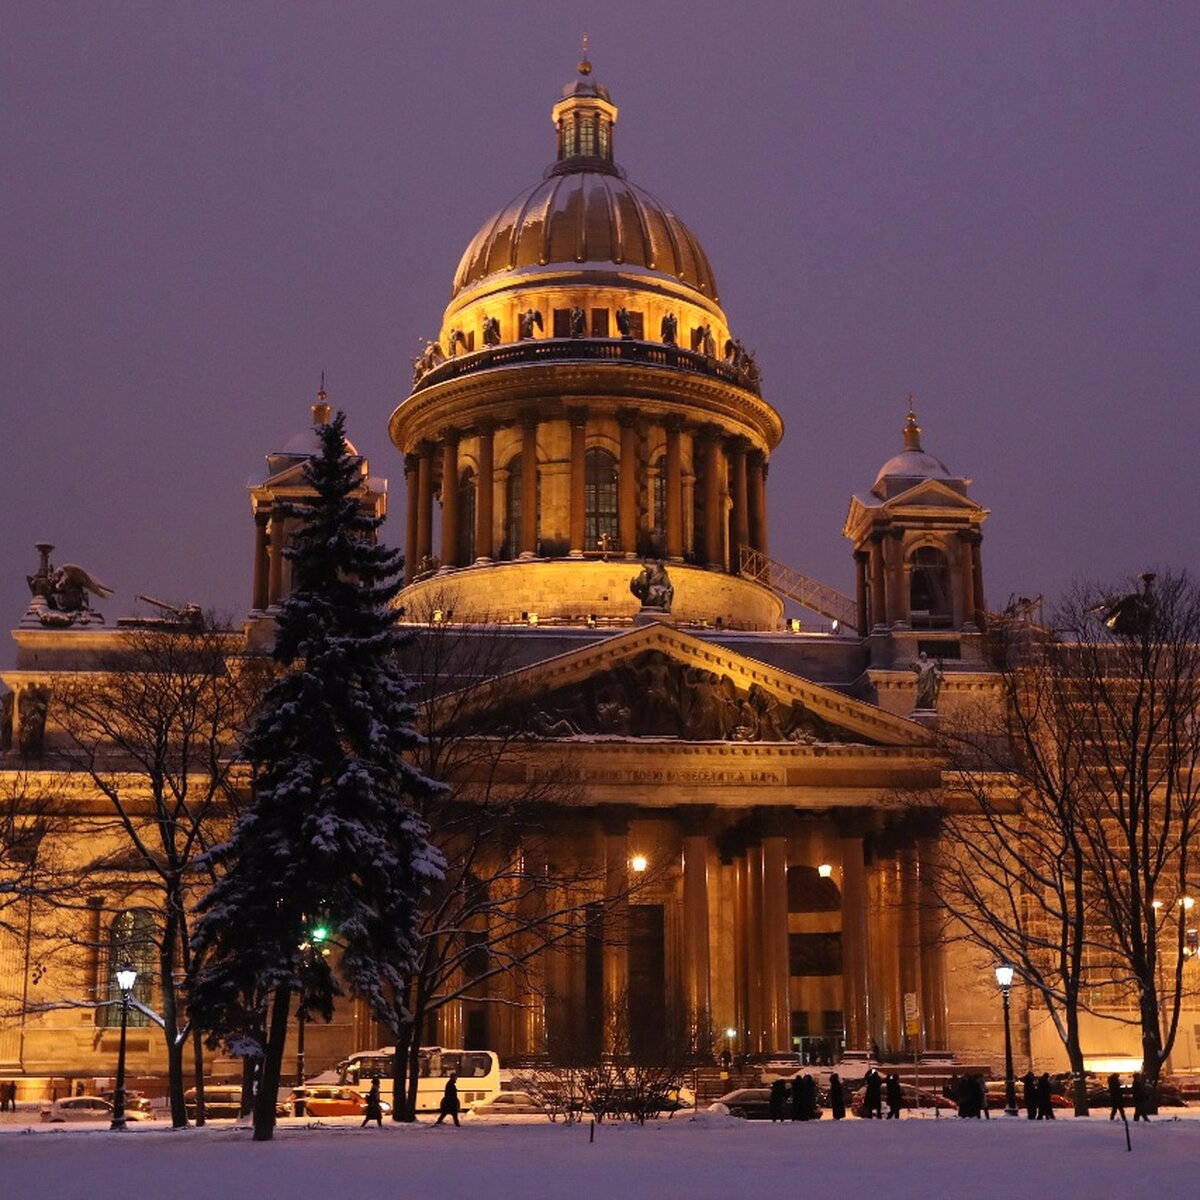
449;72;719;304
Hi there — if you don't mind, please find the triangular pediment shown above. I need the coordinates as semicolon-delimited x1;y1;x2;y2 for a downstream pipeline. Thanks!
879;477;986;513
454;622;932;747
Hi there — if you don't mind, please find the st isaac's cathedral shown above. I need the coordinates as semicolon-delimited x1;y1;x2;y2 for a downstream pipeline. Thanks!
0;59;1090;1090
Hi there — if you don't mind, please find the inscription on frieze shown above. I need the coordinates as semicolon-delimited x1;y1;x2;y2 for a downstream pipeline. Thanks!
528;765;787;787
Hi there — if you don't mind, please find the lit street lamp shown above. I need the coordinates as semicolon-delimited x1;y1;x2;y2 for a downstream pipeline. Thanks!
110;966;138;1131
994;963;1019;1116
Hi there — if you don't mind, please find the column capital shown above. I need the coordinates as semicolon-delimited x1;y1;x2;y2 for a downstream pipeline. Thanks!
675;804;716;838
752;805;796;839
519;408;540;431
726;434;751;457
598;804;636;837
854;548;870;564
473;417;497;436
566;405;589;426
664;412;686;434
832;807;874;839
404;452;420;475
617;406;641;429
439;425;461;445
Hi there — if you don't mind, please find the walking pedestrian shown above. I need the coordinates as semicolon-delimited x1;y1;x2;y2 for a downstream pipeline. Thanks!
1131;1072;1151;1122
800;1073;819;1121
885;1073;904;1119
790;1075;804;1121
829;1073;846;1120
974;1074;990;1120
1107;1073;1126;1122
360;1077;384;1128
1035;1072;1056;1120
1021;1071;1037;1120
434;1072;461;1126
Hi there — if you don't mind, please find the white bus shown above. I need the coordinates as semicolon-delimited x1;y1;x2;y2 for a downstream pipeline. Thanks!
335;1046;502;1112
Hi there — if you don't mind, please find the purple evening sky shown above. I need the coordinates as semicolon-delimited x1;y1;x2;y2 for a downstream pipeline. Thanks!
2;2;1198;660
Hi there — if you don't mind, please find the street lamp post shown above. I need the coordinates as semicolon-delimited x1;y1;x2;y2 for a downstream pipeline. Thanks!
994;963;1019;1116
110;966;138;1131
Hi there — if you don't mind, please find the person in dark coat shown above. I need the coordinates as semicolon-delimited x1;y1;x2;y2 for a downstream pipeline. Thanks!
1107;1073;1126;1121
800;1073;820;1120
974;1074;989;1119
790;1075;804;1121
769;1077;788;1123
885;1073;904;1119
1022;1071;1037;1120
435;1072;461;1126
864;1068;883;1119
360;1077;384;1128
1035;1072;1055;1120
1131;1072;1151;1121
829;1073;846;1120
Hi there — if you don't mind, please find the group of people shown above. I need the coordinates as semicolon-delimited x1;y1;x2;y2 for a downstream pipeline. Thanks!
768;1072;845;1121
1106;1072;1152;1123
861;1068;906;1119
945;1073;992;1118
358;1072;462;1128
0;1080;17;1112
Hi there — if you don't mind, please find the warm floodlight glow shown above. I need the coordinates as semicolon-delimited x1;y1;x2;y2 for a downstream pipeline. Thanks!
116;967;137;993
725;1027;737;1039
630;855;648;873
818;863;833;878
994;963;1014;989
1182;896;1195;910
1153;899;1164;909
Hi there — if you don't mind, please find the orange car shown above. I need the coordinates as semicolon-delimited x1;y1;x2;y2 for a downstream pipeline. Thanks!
286;1085;391;1117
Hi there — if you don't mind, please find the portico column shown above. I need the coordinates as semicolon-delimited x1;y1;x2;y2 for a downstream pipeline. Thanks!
748;453;769;557
887;531;907;626
971;533;986;627
870;852;903;1054
267;502;286;606
416;441;434;569
664;416;684;561
439;429;460;569
602;811;631;1050
854;551;869;636
836;811;871;1052
679;808;713;1054
898;840;922;1051
404;455;420;584
744;840;764;1053
918;834;949;1050
701;428;724;569
728;439;749;574
869;533;887;628
761;828;791;1051
475;423;495;563
568;407;587;557
618;409;638;558
520;413;538;558
251;510;270;610
728;852;748;1053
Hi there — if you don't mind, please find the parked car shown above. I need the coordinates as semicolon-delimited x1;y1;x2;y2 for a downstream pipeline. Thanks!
185;1085;245;1120
709;1087;778;1120
1086;1082;1188;1110
286;1085;390;1117
851;1082;956;1117
471;1090;545;1116
40;1095;154;1123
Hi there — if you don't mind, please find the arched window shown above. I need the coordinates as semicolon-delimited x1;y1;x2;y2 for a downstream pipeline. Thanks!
651;455;666;553
457;469;476;565
787;866;842;913
99;909;156;1028
909;546;952;629
585;448;618;551
502;455;539;559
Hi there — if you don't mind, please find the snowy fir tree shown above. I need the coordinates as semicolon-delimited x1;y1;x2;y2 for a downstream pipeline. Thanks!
189;410;443;1141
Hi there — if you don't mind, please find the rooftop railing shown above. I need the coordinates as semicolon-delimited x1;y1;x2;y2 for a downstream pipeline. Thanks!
411;337;762;396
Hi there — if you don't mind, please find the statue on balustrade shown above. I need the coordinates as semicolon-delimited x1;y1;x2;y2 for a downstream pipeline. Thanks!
447;328;468;356
616;306;634;339
691;322;716;357
26;545;113;627
912;652;945;711
630;561;674;611
482;315;502;347
660;312;678;345
518;308;543;339
411;340;445;386
569;306;587;338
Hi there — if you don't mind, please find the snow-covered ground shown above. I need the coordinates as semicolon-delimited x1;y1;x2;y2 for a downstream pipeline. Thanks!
3;1109;1198;1200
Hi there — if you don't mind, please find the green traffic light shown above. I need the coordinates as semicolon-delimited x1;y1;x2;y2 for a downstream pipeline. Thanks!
311;925;330;942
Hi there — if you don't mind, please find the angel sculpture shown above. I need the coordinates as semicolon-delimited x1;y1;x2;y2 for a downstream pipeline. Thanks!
616;306;633;339
517;308;543;340
482;315;502;346
53;563;112;609
447;328;468;356
568;306;587;338
660;312;678;345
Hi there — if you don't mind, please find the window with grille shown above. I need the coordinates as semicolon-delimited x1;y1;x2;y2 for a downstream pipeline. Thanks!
98;910;156;1027
585;448;618;551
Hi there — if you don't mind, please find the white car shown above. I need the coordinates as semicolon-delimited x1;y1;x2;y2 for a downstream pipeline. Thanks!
40;1095;153;1123
470;1090;545;1116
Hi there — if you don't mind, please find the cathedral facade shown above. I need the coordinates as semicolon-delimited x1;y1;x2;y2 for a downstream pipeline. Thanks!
1;62;1165;1092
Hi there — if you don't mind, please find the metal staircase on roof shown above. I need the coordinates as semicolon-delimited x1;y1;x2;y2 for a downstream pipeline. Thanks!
739;547;859;633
